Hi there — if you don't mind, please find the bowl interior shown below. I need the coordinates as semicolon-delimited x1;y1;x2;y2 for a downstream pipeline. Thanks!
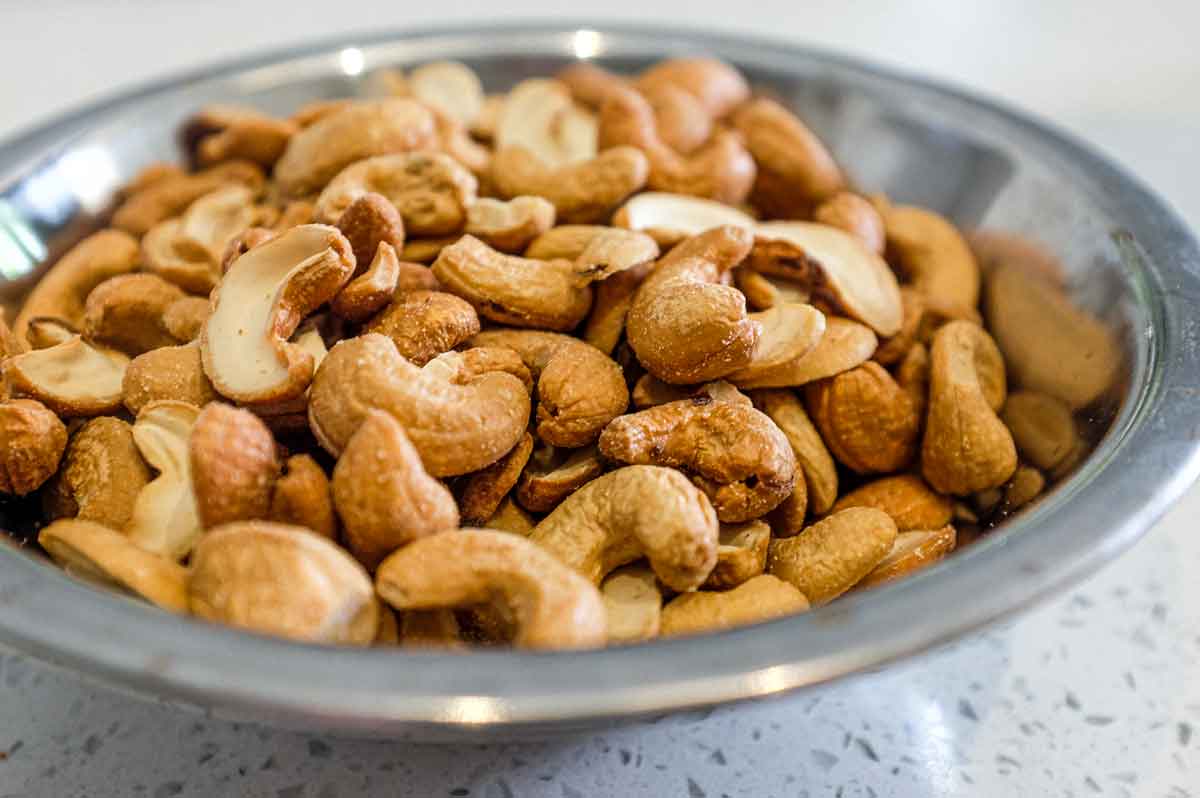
0;25;1190;736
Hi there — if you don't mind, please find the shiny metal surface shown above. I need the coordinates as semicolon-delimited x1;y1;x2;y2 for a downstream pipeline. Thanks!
0;23;1197;740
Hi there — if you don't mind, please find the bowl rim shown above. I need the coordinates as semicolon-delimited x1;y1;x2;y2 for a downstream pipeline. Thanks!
2;20;1199;733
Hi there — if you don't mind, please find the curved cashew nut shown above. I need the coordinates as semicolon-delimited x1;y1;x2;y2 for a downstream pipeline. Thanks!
660;574;808;637
12;230;139;348
515;444;605;513
496;79;598;167
814;192;885;255
122;401;203;561
465;196;556;253
625;226;758;384
376;528;606;650
190;402;280;529
599;87;756;204
123;342;218;414
3;336;129;417
270;454;336;540
598;398;796;523
490;146;649;224
805;361;922;474
832;474;954;532
330;241;402;323
162;296;211;343
1000;390;1079;472
46;416;150;528
315;152;478;237
751;388;838;516
601;564;662;644
332;410;460;570
0;399;67;496
732;316;878;390
855;525;957;591
881;204;981;310
112;160;264;235
529;465;719;592
921;320;1018;495
406;61;484;127
333;192;406;270
768;507;898;605
431;235;593;331
201;224;355;404
470;329;629;447
458;432;534;526
81;273;185;355
274;99;438;197
364;289;480;366
613;192;755;247
706;520;771;589
308;333;530;476
182;105;297;168
189;521;379;645
634;57;750;120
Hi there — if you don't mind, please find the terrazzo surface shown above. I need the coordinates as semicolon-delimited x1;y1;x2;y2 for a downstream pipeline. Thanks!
1;2;1198;795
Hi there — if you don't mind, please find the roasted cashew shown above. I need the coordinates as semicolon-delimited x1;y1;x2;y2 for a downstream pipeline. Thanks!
601;564;662;644
162;296;211;343
470;329;629;447
706;520;771;589
308;333;530;476
189;402;280;529
333;192;406;269
625;225;759;384
768;507;898;605
121;401;203;561
733;98;844;217
1000;390;1079;472
921;320;1017;495
855;524;957;591
182;105;297;168
634;57;750;120
406;61;484;127
189;521;379;645
330;241;401;323
0;399;67;496
376;528;607;650
660;575;808;638
44;416;150;528
496;79;598;167
529;465;719;592
805;361;921;474
732;317;877;390
490;145;649;223
750;390;838;516
112;160;264;235
599;398;796;523
201;224;355;405
465;196;556;253
458;432;534;526
881;204;980;310
832;474;953;532
364;289;480;365
515;443;605;513
3;336;129;417
81;273;185;356
122;342;218;414
632;376;750;409
269;454;336;540
725;303;827;385
613;192;755;247
814;192;885;255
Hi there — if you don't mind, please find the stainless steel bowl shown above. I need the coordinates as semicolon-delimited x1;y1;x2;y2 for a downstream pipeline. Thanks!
1;23;1198;740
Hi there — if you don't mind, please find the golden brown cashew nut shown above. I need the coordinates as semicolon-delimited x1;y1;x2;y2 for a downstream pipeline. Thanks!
598;86;756;204
458;432;534;526
1000;390;1079;472
274;99;438;197
80;273;185;356
44;416;150;527
601;564;662;644
122;342;218;414
640;82;713;155
162;296;211;343
529;465;719;591
732;317;877;390
635;57;750;120
465;196;556;253
725;303;827;385
768;507;898;605
432;235;593;331
39;519;189;613
112;160;264;235
496;79;598;167
189;403;280;529
705;520;771;589
315;152;478;236
490;146;649;224
189;521;379;645
470;330;630;447
750;390;838;515
182;105;297;168
376;528;607;650
0;399;67;496
855;524;957;590
660;575;809;638
631;376;750;409
12;230;139;348
921;321;1017;495
3;336;129;417
125;401;203;561
625;226;759;384
881;204;981;310
201;224;355;405
269;454;336;540
832;474;953;532
329;242;402;323
805;362;922;474
141;185;267;293
583;260;653;355
333;192;406;269
332;411;459;570
308;333;530;476
515;444;605;513
598;398;796;523
364;289;480;366
814;192;886;255
486;496;537;536
733;98;845;218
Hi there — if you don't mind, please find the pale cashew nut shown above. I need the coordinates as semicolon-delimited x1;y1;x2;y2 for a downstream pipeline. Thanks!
431;235;592;331
189;521;379;645
495;79;597;167
201;224;355;404
613;192;755;247
625;225;759;384
274;99;438;197
12;230;139;348
270;454;336;540
308;333;530;476
113;160;264;235
406;61;484;127
315;152;478;237
733;99;845;217
832;474;953;532
3;336;129;417
364;289;480;366
0;399;67;496
881;204;980;310
814;192;885;255
45;416;150;527
126;401;203;561
768;507;898;605
557;62;628;109
725;303;827;385
81;273;185;355
470;329;630;447
599;86;756;204
921;320;1017;495
805;362;922;474
190;402;280;529
732;317;877;390
39;519;189;613
465;196;556;253
855;524;957;591
332;410;460;570
490;146;649;223
515;444;605;513
122;342;218;414
601;564;662;644
376;528;607;650
529;465;719;591
458;432;534;526
660;575;808;638
734;268;811;311
706;520;770;589
599;398;796;522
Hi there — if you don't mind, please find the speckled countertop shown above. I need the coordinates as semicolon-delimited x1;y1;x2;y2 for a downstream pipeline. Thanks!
1;3;1198;796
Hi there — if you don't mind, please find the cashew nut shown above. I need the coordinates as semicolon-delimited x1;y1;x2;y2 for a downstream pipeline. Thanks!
470;329;630;447
3;336;129;417
854;524;957;591
269;454;336;540
515;443;605;513
733;99;844;217
458;432;534;526
113;160;264;235
750;388;837;516
529;465;719;591
81;273;185;355
805;362;921;474
162;296;211;343
921;320;1017;495
1000;390;1079;472
465;196;556;253
45;416;150;527
333;192;406;270
122;342;218;414
706;520;770;589
496;79;597;167
725;303;827;385
189;521;379;645
895;341;930;418
182;105;297;168
486;496;536;537
189;402;280;529
599;398;796;522
123;401;203;561
330;241;402;323
0;399;67;496
832;474;953;532
632;376;750;409
376;528;607;650
660;575;808;638
308;334;530;476
732;317;877;390
814;192;885;255
39;519;188;613
490;146;649;224
768;507;898;605
364;289;480;366
201;224;355;404
613;192;755;247
881;204;980;310
634;57;749;120
601;564;662;644
406;61;484;127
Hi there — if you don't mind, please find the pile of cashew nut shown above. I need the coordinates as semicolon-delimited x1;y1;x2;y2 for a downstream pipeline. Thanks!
0;57;1120;650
